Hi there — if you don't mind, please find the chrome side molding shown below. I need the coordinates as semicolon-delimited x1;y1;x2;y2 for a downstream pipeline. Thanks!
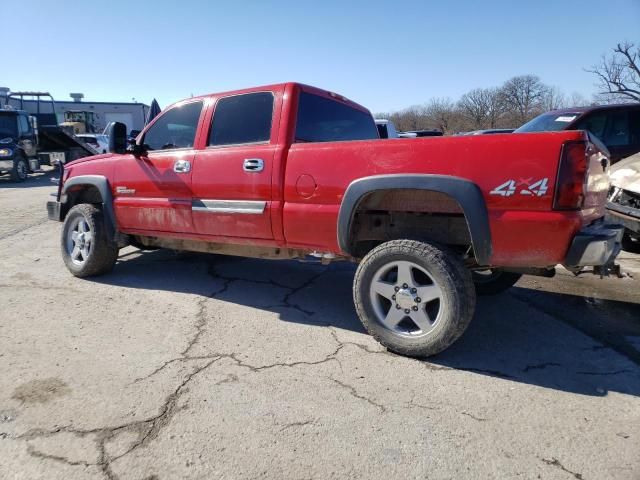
192;199;266;214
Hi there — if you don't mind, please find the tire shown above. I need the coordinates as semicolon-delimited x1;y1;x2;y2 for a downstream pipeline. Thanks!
621;231;640;254
353;239;476;358
9;156;28;182
472;269;522;295
61;204;119;277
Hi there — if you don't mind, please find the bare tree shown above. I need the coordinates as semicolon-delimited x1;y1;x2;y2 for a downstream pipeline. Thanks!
499;75;550;124
567;92;590;107
458;87;504;129
541;86;566;111
423;98;460;134
587;42;640;102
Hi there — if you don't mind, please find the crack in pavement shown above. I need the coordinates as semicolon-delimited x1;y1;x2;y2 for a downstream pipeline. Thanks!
18;357;222;480
211;265;328;317
461;411;488;422
540;457;584;479
26;444;95;468
328;378;387;413
576;369;633;376
522;362;562;372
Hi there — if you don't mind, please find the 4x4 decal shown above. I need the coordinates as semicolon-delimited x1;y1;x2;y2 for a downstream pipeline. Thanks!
490;178;549;197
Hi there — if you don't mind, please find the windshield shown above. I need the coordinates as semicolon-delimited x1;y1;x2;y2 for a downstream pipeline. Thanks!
0;114;18;138
515;112;582;133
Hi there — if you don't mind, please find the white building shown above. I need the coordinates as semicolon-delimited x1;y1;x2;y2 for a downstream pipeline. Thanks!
1;89;150;134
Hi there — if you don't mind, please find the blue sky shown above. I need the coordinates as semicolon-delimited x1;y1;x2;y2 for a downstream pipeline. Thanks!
2;0;639;112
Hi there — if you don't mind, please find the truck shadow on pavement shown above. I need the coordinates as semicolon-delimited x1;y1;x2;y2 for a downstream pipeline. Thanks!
0;167;57;189
93;248;640;398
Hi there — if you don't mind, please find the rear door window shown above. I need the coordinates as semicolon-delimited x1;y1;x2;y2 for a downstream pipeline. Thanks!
627;109;640;147
574;112;607;139
142;101;203;151
603;111;630;147
295;92;379;143
208;92;274;146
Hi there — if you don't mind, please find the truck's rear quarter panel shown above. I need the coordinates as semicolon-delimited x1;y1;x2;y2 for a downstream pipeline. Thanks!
283;130;600;266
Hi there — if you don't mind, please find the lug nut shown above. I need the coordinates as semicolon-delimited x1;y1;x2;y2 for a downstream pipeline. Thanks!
411;288;417;294
415;297;421;303
402;283;408;288
394;286;400;292
391;295;396;300
412;306;418;311
404;309;410;314
396;304;401;309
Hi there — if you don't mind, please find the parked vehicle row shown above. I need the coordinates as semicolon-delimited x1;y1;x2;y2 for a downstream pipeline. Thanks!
47;82;623;358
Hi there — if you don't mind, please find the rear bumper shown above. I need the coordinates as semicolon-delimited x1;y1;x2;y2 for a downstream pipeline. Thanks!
563;221;624;268
47;200;63;222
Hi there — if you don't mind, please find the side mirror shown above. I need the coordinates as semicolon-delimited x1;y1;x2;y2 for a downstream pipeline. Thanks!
105;121;127;154
129;142;147;157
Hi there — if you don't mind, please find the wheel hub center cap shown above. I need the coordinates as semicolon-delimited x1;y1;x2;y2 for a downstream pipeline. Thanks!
396;289;415;309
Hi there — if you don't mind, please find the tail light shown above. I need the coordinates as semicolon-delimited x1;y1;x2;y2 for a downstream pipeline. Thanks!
553;140;588;210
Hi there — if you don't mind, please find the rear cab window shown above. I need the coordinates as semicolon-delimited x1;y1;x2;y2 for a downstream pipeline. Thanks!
295;91;379;143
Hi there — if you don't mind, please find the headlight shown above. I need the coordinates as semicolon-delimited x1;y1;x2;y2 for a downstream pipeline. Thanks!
0;137;13;144
0;148;13;157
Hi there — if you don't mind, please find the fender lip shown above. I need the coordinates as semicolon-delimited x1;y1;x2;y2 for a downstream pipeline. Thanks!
337;174;492;265
57;174;117;239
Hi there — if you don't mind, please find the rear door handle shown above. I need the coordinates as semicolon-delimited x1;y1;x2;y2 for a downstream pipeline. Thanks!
243;158;264;172
174;159;191;173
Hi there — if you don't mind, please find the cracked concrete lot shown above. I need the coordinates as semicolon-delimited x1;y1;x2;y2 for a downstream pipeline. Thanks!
1;168;639;479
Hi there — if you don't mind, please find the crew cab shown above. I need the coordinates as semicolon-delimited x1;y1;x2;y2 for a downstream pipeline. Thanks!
47;82;623;357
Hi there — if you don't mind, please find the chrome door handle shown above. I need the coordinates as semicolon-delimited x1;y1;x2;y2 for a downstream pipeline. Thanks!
173;159;191;173
243;158;264;172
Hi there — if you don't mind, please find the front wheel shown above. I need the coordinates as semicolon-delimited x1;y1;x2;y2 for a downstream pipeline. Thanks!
10;157;28;182
472;269;522;295
353;239;476;358
61;204;119;277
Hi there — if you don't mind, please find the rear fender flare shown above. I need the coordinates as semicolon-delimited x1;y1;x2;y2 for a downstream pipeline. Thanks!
337;174;492;265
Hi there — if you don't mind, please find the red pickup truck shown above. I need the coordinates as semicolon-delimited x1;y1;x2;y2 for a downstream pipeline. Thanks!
47;82;623;357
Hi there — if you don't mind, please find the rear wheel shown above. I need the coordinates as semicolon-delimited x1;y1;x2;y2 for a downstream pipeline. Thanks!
10;156;28;182
353;239;476;358
61;204;119;277
472;269;522;295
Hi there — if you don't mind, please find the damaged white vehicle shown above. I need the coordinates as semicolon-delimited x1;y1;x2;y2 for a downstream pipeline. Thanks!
608;152;640;252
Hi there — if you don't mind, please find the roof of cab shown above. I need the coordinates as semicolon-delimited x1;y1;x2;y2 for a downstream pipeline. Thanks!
165;82;371;114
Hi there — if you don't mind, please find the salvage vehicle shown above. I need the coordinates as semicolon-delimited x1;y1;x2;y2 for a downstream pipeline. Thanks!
607;152;640;252
0;108;40;181
515;103;640;163
3;92;96;178
47;83;623;357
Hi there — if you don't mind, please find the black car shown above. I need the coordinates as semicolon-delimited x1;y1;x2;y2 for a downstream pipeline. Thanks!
515;103;640;163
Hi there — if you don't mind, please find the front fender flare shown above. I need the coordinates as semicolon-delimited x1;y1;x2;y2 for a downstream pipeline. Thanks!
62;175;116;238
337;174;492;265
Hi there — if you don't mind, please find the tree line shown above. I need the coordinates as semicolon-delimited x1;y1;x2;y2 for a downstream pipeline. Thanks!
377;42;640;134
